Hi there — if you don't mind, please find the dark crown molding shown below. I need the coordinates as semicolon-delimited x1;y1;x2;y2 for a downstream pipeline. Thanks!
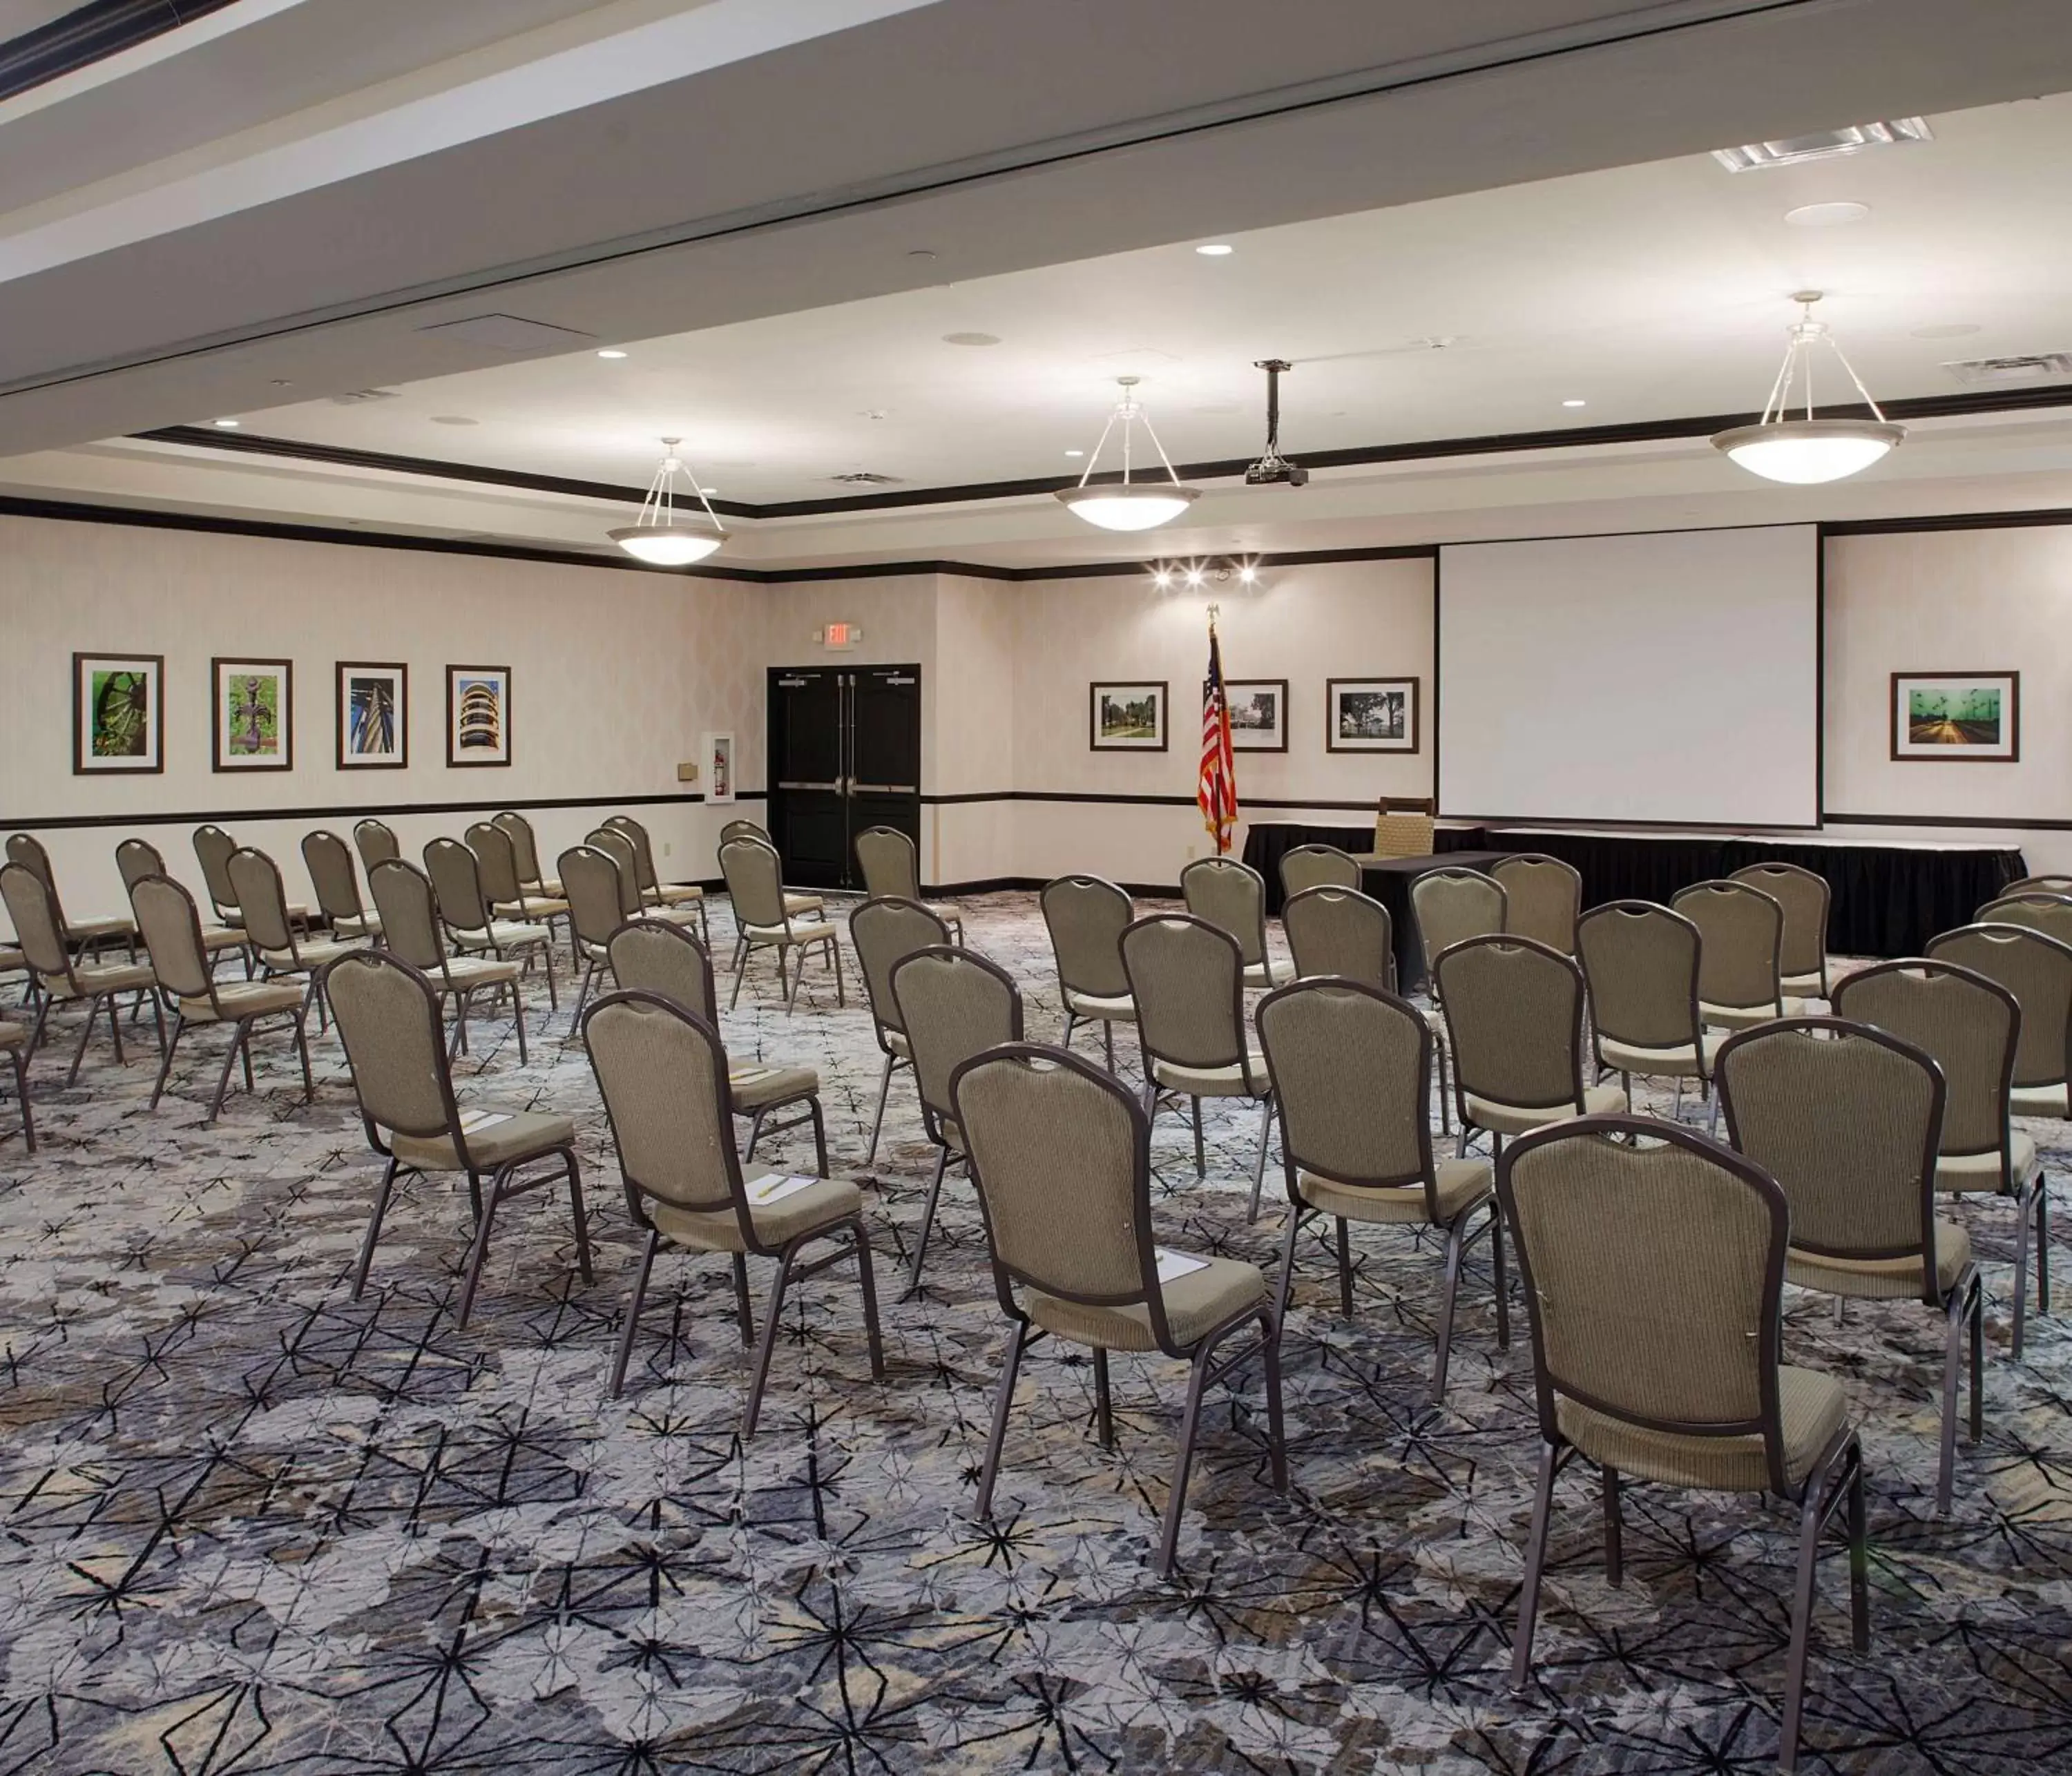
0;0;240;104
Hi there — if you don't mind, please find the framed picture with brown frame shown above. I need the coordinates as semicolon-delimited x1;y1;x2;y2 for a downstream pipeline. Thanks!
1326;676;1419;753
73;652;164;774
1220;678;1289;752
1890;671;2019;762
336;661;408;769
1089;680;1168;751
446;663;512;767
211;657;292;771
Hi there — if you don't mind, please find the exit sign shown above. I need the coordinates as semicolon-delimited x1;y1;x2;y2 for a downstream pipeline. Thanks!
819;622;863;650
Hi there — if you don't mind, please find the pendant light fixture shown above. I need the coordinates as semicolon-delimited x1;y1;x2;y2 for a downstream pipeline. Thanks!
608;436;725;564
1711;291;1904;484
1055;376;1201;531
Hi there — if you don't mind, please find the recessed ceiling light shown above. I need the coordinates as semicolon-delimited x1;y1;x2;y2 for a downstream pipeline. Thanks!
1562;398;1588;408
1785;200;1871;227
1064;449;1084;457
1195;243;1234;257
1912;322;1982;340
699;487;719;496
597;348;629;359
942;331;1000;347
430;414;478;425
212;418;240;427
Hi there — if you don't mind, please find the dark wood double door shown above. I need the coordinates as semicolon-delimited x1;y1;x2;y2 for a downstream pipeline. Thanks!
766;664;921;891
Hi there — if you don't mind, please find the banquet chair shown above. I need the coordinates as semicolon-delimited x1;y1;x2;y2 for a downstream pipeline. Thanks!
602;813;710;943
1499;1116;1867;1775
1672;878;1804;1031
466;821;568;949
131;873;311;1124
1283;885;1394;990
586;829;702;939
559;844;631;1023
301;829;382;940
1435;934;1626;1159
1256;976;1506;1401
491;810;561;899
119;836;251;970
1180;856;1288;987
717;837;844;1012
583;988;881;1422
1975;893;2072;947
326;949;587;1324
1717;1017;1982;1514
424;838;558;1012
952;1041;1286;1578
855;826;962;943
714;825;825;927
367;859;531;1063
0;1019;31;1152
1732;860;1834;999
1410;869;1507;1137
1;861;162;1084
1833;958;2046;1355
2004;873;2072;897
7;831;135;960
1490;853;1583;956
195;824;311;938
1576;900;1721;1118
1928;923;2072;1122
1040;873;1135;1070
719;817;771;846
354;817;401;873
227;846;367;1032
1276;842;1361;903
606;918;826;1169
850;896;952;1164
1121;912;1278;1218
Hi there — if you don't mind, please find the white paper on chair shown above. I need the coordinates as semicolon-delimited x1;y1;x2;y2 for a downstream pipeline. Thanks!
457;1110;512;1134
1154;1247;1209;1284
746;1173;820;1206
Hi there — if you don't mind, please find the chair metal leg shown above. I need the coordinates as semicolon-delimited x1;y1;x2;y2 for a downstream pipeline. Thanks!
1155;1343;1216;1578
743;1106;767;1161
26;990;52;1059
1490;1202;1511;1349
1247;1097;1274;1222
975;1320;1029;1520
10;1050;33;1154
784;947;805;1013
1510;1438;1560;1690
1435;1032;1452;1135
742;1247;798;1438
1846;1440;1870;1654
728;942;749;1011
1093;1347;1114;1450
807;1095;829;1175
731;1252;755;1347
352;1158;402;1299
1272;1205;1307;1324
1969;1280;1984;1442
66;994;105;1086
1336;1215;1354;1317
852;1220;886;1380
448;990;470;1059
1779;1466;1832;1775
204;1025;247;1125
829;936;845;1008
455;1168;508;1327
907;1146;950;1296
1190;1096;1205;1179
2012;1176;2035;1359
148;1015;186;1110
291;1010;315;1101
571;957;600;1025
239;1025;256;1091
2038;1174;2051;1316
1937;1285;1965;1516
541;943;558;1012
1060;1011;1079;1052
1260;1310;1289;1492
1431;1218;1469;1403
1103;1020;1115;1071
608;1226;660;1398
865;1052;897;1166
1602;1464;1624;1586
565;1155;592;1284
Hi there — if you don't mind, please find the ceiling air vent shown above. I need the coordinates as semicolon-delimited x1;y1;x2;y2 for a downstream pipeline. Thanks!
1712;117;1931;172
328;388;401;405
1942;353;2072;387
828;470;903;485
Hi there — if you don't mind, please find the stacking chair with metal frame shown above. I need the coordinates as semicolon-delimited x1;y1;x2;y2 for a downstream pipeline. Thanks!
1121;912;1278;1218
1436;934;1626;1159
1040;874;1134;1070
227;846;367;1032
1180;856;1287;988
850;896;952;1164
719;817;770;847
1577;900;1722;1117
469;820;570;945
425;838;559;1013
1;861;162;1084
1673;878;1804;1032
1500;1116;1867;1774
1928;922;2072;1121
1975;892;2072;948
354;817;401;873
195;824;310;938
1276;843;1361;903
325;949;588;1324
2003;873;2072;898
602;813;710;943
1490;853;1583;956
491;810;561;900
1717;1016;1983;1514
131;873;311;1124
0;1019;30;1152
367;859;531;1063
952;1042;1287;1578
301;829;382;941
587;828;705;950
1257;976;1507;1400
1732;860;1834;1000
715;827;826;931
1410;868;1507;1135
1834;957;2048;1355
559;845;631;1023
890;945;1022;1295
583;989;882;1423
1283;884;1394;989
6;831;136;961
856;825;962;943
606;918;827;1169
117;836;251;972
717;836;843;1012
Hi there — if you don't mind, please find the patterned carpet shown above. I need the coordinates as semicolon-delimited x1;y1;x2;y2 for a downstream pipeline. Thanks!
1;892;2067;1775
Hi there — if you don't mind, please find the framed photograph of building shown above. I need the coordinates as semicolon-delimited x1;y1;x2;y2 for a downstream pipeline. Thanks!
212;657;291;771
447;664;511;767
1890;671;2019;762
1326;677;1419;753
336;662;407;769
73;652;164;774
1090;681;1168;751
1220;678;1289;752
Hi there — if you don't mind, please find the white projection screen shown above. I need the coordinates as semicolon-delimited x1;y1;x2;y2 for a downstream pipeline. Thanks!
1437;525;1820;828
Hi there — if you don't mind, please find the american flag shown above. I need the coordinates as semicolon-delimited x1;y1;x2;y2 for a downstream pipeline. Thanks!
1198;615;1238;854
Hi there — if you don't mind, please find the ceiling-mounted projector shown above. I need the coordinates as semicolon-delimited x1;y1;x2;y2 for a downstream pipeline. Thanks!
1243;358;1308;487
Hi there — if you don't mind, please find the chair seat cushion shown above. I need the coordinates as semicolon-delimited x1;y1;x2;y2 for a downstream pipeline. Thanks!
1781;971;1828;998
1026;1252;1267;1353
63;961;156;996
1065;989;1135;1021
534;877;565;897
1152;1050;1271;1097
1936;1131;2040;1193
742;919;835;944
783;892;825;916
1787;1220;1972;1301
454;920;551;951
1243;959;1291;988
0;948;23;972
494;898;568;920
1465;1083;1627;1137
729;1063;819;1109
392;1109;576;1173
885;1028;911;1059
0;1020;26;1050
64;915;137;942
1598;1031;1725;1079
437;956;522;990
1700;997;1810;1031
2011;1081;2069;1117
1556;1364;1847;1493
225;905;311;927
925;903;963;927
260;939;364;973
178;981;306;1023
651;1172;861;1254
651;883;705;905
199;925;250;953
1298;1155;1492;1225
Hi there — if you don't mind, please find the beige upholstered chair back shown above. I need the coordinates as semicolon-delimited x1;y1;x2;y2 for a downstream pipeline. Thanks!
326;950;454;1137
2003;874;2072;898
1729;862;1830;981
718;837;786;930
1577;900;1703;1050
367;860;445;971
4;831;55;889
586;829;645;917
1257;978;1431;1195
193;824;239;914
1673;879;1783;1013
1371;798;1435;859
1976;894;2072;947
892;947;1023;1124
584;992;736;1216
1410;869;1506;981
227;848;297;955
952;1046;1149;1303
1278;844;1361;900
129;874;214;1002
1833;960;2015;1157
354;818;400;871
1181;857;1269;966
719;818;770;847
1717;1019;1942;1268
1122;914;1247;1071
491;811;543;883
559;847;624;952
1928;924;2072;1090
1283;885;1392;986
1435;934;1586;1115
303;830;367;923
1041;875;1133;1001
851;897;951;1041
602;815;661;894
608;919;715;1021
424;838;492;937
464;822;524;906
1490;853;1582;956
856;827;922;902
0;863;70;981
1502;1121;1785;1441
116;837;166;892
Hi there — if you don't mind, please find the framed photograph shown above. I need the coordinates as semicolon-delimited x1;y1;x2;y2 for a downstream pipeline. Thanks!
447;664;511;767
1327;677;1420;753
211;657;291;771
1090;680;1168;751
73;653;164;774
337;662;407;769
701;731;736;804
1891;672;2019;762
1219;678;1289;752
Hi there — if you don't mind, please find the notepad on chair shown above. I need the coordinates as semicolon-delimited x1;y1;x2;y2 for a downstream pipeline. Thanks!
1154;1247;1210;1284
746;1173;821;1206
457;1110;512;1134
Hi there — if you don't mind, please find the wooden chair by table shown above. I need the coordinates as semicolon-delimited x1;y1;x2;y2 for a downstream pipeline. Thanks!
226;847;367;1033
1577;900;1723;1119
1370;796;1436;859
424;838;559;1013
952;1041;1287;1578
1718;1016;1984;1514
1490;853;1583;956
1975;892;2072;949
354;817;401;873
602;813;710;943
1928;923;2072;1121
130;873;311;1124
1;1018;33;1152
1732;860;1834;1000
367;859;532;1063
1834;957;2048;1355
583;989;881;1422
1411;868;1508;1136
195;824;310;937
468;821;570;948
491;810;562;900
1436;934;1625;1159
1121;912;1278;1219
1;861;162;1083
1500;1116;1868;1775
856;826;962;943
891;945;1022;1295
850;896;952;1164
1283;884;1394;990
717;837;844;1012
1040;874;1135;1070
301;830;382;941
1673;878;1806;1032
1180;856;1289;987
1257;976;1507;1401
606;918;827;1169
117;836;251;972
1276;843;1361;903
326;949;588;1323
7;831;136;961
